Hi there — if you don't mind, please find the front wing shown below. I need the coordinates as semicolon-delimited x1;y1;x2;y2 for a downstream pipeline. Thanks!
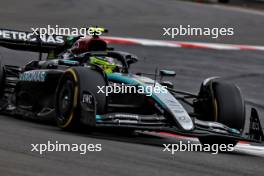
95;108;264;143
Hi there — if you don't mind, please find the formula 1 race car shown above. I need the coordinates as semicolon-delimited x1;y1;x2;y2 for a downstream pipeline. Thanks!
0;28;263;146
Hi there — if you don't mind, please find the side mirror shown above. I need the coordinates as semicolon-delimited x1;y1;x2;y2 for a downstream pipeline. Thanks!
126;55;138;65
159;70;176;77
160;81;174;89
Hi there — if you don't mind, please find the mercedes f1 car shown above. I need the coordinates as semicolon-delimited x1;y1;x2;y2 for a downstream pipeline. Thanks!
0;28;263;146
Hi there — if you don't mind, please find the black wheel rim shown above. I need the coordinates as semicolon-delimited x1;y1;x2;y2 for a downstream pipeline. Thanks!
57;79;75;123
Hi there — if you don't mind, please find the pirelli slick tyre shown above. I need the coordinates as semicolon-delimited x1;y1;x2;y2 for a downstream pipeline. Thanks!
196;80;245;131
55;67;107;130
213;82;245;131
196;80;245;146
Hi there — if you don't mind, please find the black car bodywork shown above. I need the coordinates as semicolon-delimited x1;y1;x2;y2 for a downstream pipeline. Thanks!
0;28;263;146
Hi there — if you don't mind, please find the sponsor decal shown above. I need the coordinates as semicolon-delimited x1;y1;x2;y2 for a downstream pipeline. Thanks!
81;92;95;112
82;93;93;105
19;71;47;82
0;29;64;44
114;114;139;118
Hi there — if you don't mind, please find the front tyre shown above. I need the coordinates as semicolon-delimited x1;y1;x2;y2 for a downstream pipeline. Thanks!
213;82;245;132
196;79;245;146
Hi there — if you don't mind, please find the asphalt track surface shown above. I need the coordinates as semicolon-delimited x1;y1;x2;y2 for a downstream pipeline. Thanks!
0;0;264;176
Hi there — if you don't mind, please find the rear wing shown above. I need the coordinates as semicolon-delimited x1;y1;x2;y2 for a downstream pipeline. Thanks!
0;28;70;53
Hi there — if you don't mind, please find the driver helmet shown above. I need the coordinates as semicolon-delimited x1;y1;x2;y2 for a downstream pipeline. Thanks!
90;56;118;74
70;37;107;54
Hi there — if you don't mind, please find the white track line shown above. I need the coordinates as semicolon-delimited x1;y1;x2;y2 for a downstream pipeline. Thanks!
148;132;264;156
102;36;264;51
235;143;264;157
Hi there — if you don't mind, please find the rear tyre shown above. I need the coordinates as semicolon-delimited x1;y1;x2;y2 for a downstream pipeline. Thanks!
55;67;107;130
